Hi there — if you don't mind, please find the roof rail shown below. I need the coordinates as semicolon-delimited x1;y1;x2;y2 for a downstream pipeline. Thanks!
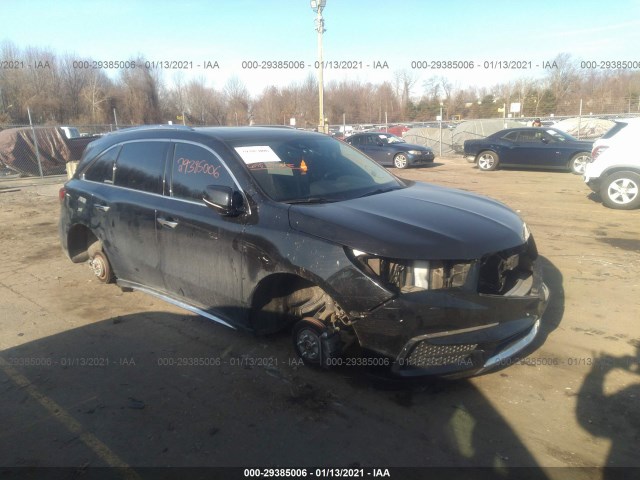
249;125;296;129
111;124;196;133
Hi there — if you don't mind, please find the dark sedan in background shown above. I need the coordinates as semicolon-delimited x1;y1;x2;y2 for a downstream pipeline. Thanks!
464;127;593;174
345;132;435;169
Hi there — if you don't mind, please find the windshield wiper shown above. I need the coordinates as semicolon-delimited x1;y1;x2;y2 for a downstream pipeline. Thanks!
357;186;400;198
285;197;336;204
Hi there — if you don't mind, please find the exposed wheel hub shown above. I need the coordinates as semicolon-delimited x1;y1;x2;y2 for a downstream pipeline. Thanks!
296;329;321;361
90;257;105;278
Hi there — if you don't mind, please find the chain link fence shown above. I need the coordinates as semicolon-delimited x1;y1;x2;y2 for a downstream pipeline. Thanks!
0;124;121;179
397;113;640;156
3;113;640;178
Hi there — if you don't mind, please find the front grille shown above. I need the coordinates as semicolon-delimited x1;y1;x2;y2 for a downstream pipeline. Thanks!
406;341;478;368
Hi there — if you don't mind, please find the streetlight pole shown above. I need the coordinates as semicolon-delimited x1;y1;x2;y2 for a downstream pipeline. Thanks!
311;0;326;133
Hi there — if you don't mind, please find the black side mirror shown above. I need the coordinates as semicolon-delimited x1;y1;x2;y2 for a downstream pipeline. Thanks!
203;185;245;217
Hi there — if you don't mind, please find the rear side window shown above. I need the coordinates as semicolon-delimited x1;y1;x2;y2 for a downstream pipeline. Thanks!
170;143;235;202
601;122;628;139
517;131;538;142
114;141;168;194
83;145;120;183
501;132;518;142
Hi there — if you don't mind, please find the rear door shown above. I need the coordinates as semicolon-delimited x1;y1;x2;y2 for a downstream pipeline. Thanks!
107;140;169;289
156;141;247;320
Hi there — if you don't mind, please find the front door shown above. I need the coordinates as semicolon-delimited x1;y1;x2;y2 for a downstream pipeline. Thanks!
508;130;557;168
156;141;247;324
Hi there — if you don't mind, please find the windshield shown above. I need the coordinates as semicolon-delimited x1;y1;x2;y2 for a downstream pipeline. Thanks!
545;129;577;142
378;133;405;144
231;135;403;202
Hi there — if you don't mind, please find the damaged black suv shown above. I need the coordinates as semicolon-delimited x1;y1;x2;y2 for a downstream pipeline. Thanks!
59;125;549;377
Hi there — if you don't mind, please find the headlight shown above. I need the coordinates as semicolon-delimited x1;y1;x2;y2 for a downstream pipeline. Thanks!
407;150;422;155
522;222;531;242
348;249;471;292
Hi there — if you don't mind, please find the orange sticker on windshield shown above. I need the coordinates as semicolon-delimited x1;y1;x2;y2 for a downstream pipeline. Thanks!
300;159;308;174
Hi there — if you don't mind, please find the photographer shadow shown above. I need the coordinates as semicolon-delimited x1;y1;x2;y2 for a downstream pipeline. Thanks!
576;346;640;475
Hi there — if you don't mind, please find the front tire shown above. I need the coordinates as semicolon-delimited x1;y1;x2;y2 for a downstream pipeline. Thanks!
570;152;590;175
393;153;408;169
477;151;499;171
600;171;640;209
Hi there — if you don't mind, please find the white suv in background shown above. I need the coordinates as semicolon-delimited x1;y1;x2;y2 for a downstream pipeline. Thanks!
584;118;640;210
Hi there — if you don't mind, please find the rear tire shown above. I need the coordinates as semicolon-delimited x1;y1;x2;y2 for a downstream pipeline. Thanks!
600;171;640;209
477;151;499;171
569;152;590;175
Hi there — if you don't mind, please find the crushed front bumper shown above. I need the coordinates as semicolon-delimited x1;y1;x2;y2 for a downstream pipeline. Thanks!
350;261;550;377
393;284;548;378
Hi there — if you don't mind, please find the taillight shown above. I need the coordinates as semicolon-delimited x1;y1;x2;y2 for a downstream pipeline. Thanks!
591;145;608;162
58;187;66;203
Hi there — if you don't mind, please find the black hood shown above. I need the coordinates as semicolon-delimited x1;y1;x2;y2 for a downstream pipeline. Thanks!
289;182;526;260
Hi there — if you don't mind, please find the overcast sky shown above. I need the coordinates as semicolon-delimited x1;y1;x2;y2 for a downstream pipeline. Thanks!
2;0;640;95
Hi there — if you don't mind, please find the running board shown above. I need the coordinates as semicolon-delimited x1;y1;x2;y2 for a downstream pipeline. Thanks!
117;280;237;330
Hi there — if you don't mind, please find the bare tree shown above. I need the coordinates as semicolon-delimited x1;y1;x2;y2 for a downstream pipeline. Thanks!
546;53;578;114
81;69;110;124
374;82;399;123
224;76;251;125
183;77;226;125
393;69;419;117
116;57;163;124
0;41;27;122
59;54;89;121
253;85;286;125
22;46;61;123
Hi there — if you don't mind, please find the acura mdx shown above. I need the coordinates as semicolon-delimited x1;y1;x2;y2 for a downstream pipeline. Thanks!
59;125;549;377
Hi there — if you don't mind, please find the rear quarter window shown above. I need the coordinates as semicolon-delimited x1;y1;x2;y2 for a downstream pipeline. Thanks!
601;122;628;139
501;132;519;142
83;145;121;183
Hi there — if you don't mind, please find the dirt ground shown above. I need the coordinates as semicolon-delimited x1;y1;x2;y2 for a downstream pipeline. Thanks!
0;157;639;478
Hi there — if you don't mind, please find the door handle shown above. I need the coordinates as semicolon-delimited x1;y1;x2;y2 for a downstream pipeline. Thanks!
94;204;110;212
157;217;179;229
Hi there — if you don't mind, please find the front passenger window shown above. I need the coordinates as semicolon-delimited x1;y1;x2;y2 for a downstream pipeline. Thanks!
171;143;235;202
